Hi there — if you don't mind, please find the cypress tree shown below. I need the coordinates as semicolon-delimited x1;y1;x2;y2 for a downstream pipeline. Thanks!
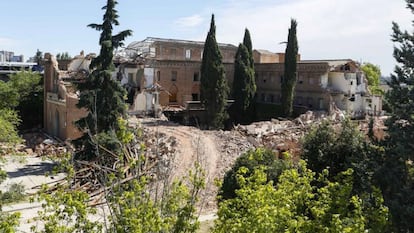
200;14;228;129
75;0;132;159
281;19;298;117
375;1;414;230
232;28;256;124
243;28;254;65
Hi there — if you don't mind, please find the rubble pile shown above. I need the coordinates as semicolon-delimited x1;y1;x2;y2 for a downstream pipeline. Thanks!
141;128;178;179
233;119;308;157
0;131;70;157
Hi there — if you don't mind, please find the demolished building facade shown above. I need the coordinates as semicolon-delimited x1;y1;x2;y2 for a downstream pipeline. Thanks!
43;52;91;140
43;37;382;140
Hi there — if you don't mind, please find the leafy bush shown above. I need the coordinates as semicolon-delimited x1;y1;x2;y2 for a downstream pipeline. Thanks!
0;183;25;204
0;109;21;144
301;118;382;194
214;162;389;233
218;148;292;200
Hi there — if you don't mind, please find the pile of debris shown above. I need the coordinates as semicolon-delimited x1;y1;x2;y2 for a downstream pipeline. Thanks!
39;125;180;205
22;131;67;156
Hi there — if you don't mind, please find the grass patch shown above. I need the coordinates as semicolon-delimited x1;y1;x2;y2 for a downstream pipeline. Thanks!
0;183;26;204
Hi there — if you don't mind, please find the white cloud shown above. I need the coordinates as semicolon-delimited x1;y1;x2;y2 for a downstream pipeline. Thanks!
174;14;205;29
204;0;412;75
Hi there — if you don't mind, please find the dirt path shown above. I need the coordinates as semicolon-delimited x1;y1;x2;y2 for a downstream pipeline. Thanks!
143;122;222;212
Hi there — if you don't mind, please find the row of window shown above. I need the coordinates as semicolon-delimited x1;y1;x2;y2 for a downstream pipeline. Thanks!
160;48;198;60
257;74;319;85
157;70;200;82
258;92;325;109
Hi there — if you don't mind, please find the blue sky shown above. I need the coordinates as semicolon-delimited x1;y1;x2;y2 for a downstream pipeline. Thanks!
1;0;412;75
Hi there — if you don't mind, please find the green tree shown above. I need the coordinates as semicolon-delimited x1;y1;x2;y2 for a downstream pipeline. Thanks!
219;148;291;201
375;1;414;231
0;71;42;142
56;52;72;60
231;29;256;124
75;0;132;159
34;49;43;66
281;19;298;117
301;119;380;192
0;109;21;144
214;163;389;233
32;188;102;233
109;163;205;233
9;71;43;129
361;62;383;95
302;119;390;230
200;14;228;129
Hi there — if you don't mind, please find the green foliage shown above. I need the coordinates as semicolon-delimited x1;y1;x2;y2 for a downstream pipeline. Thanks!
0;109;21;144
0;164;21;232
302;119;382;194
0;211;20;233
242;29;254;66
0;183;26;204
281;19;299;117
32;187;102;233
75;0;132;159
376;2;414;231
231;28;256;124
0;81;19;110
56;52;72;60
109;163;205;233
302;119;391;230
219;148;292;201
214;163;389;233
0;70;43;135
10;71;43;129
200;14;229;129
34;49;43;66
361;63;383;95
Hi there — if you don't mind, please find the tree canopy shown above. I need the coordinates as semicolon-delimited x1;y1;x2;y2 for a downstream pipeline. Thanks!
75;0;132;159
231;28;256;124
215;161;388;233
0;71;43;143
219;148;292;200
361;62;383;95
376;1;414;230
200;14;228;129
281;19;299;117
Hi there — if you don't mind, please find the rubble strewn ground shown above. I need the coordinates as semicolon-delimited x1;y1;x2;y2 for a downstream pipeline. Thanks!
0;111;387;231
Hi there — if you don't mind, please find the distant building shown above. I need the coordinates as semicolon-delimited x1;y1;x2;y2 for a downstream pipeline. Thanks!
117;38;381;118
0;62;37;81
254;51;382;117
0;51;24;62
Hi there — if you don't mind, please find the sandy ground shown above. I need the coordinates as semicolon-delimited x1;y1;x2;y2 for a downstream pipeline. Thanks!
136;117;258;216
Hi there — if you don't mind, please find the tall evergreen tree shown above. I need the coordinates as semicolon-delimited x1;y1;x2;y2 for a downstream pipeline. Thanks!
232;28;256;124
243;28;254;66
75;0;132;158
281;19;298;117
375;1;414;231
200;14;228;129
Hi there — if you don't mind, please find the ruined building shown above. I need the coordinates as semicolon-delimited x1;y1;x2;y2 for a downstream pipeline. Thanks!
115;37;237;108
43;52;91;140
254;51;382;117
43;37;382;140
